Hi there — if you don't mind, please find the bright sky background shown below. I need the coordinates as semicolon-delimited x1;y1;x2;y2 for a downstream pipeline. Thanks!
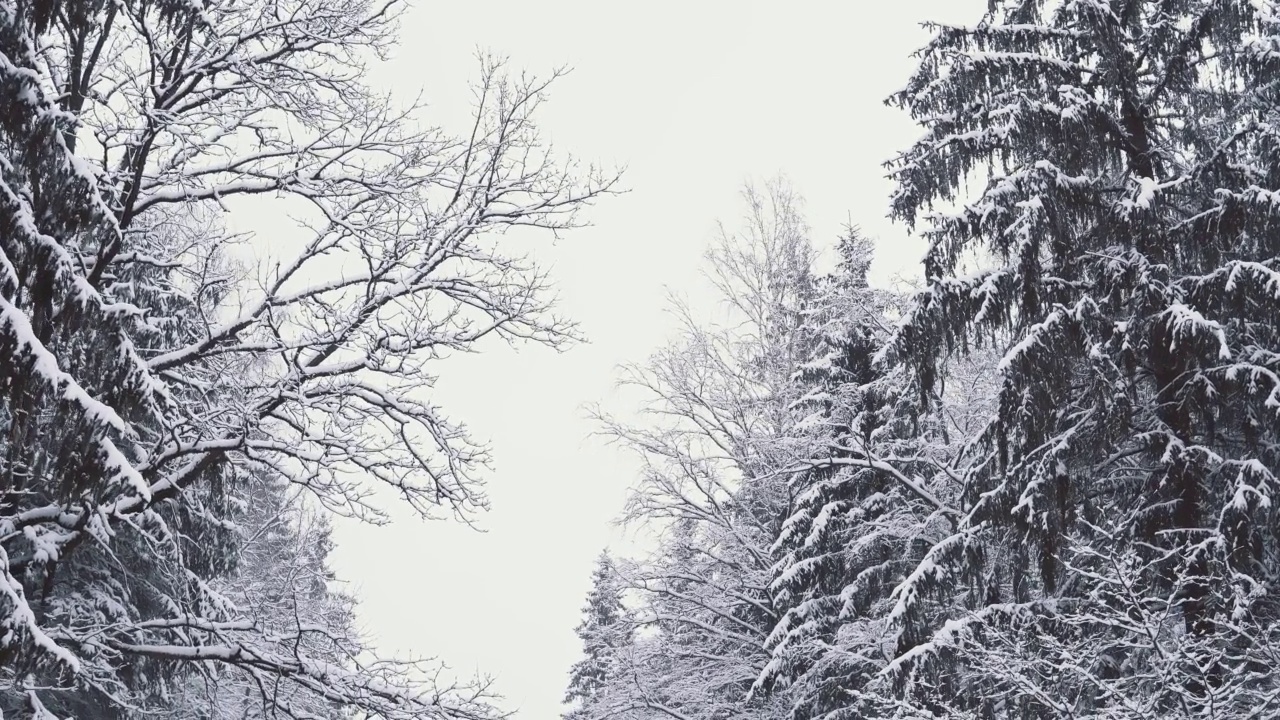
311;2;985;719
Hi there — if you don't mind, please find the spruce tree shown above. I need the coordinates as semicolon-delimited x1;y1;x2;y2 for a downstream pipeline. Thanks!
760;230;978;720
884;1;1280;715
0;2;169;711
564;552;628;720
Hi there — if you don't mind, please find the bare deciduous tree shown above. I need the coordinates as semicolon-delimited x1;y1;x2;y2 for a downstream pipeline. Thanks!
0;0;617;715
582;180;818;720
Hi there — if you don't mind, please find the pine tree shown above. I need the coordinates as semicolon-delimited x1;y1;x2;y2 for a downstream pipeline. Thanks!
883;1;1280;715
758;229;899;709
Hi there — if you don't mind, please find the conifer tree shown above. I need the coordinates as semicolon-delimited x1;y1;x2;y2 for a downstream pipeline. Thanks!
883;1;1280;715
758;229;990;720
564;552;628;720
158;474;358;720
758;229;902;709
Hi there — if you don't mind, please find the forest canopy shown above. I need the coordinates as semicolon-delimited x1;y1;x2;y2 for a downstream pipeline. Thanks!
5;0;1280;719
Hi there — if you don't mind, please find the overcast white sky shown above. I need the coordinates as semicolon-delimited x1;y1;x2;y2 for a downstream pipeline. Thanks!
315;2;985;719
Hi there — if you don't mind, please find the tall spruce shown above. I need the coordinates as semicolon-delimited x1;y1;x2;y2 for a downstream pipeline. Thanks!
0;2;170;713
759;229;904;710
883;1;1280;715
758;230;989;720
564;552;628;720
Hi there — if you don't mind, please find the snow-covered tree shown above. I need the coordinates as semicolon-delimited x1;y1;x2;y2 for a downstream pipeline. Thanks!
753;225;1004;720
881;0;1280;715
564;551;629;720
0;0;616;714
584;180;827;720
155;474;361;720
756;229;920;719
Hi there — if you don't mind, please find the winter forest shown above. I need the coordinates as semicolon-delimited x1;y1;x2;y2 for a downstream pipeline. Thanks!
3;0;1280;718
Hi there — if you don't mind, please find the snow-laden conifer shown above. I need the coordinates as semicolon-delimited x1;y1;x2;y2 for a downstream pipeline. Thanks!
883;1;1280;714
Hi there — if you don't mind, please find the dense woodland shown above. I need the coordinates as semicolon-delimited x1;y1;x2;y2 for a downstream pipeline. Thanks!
4;0;1280;718
565;1;1280;719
